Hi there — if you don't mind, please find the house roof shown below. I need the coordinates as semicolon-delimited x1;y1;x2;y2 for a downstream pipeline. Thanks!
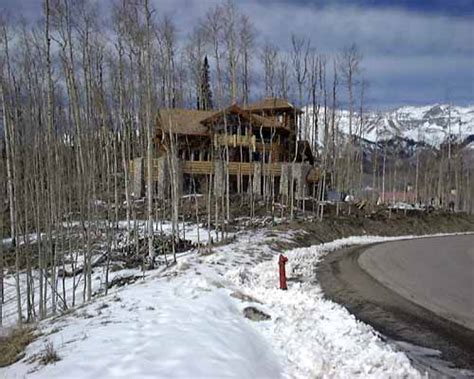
244;97;302;114
157;100;296;136
199;104;250;125
157;109;215;136
200;104;290;131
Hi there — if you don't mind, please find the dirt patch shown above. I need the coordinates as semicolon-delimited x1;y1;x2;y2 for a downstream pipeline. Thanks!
0;327;36;367
275;212;474;250
243;306;271;321
106;275;141;289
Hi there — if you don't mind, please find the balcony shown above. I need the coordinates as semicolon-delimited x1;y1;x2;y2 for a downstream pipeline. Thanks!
183;161;282;176
131;159;282;178
213;134;282;154
130;159;321;182
213;134;256;150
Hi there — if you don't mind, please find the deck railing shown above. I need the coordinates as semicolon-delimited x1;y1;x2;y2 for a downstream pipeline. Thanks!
130;159;321;182
183;161;282;176
213;134;256;149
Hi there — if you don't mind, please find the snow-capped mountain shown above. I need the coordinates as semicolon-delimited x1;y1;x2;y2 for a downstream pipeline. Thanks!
302;104;474;150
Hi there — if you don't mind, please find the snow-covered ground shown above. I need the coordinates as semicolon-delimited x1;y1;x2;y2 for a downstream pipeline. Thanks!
4;227;469;378
0;220;215;327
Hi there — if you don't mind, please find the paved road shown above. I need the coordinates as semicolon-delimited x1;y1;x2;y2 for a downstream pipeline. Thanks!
317;234;474;375
359;234;474;330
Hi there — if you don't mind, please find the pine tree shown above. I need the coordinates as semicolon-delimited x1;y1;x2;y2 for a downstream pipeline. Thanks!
198;56;213;110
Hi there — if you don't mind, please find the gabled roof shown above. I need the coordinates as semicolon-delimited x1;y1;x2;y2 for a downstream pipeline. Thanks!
244;97;302;114
201;104;290;131
157;101;295;137
157;109;215;136
200;104;251;125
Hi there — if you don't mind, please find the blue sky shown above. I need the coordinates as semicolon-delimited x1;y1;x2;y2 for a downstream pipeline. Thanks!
0;0;472;110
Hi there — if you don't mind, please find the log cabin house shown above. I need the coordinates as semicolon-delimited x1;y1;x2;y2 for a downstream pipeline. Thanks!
131;97;322;199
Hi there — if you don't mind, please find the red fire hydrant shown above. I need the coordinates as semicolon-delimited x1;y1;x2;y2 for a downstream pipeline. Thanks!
279;254;288;290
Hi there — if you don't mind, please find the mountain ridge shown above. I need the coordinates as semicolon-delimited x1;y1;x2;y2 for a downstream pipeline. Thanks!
302;103;474;149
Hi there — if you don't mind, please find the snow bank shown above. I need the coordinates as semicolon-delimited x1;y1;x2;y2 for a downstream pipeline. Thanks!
225;234;470;378
2;268;281;379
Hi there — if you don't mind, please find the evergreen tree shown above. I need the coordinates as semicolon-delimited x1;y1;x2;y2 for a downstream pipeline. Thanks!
198;56;213;110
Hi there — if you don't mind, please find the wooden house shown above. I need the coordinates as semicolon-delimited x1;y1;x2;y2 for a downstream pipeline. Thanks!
132;97;321;198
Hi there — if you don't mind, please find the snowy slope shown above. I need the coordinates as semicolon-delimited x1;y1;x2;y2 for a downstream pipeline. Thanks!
0;227;441;379
2;268;282;379
0;220;215;327
302;104;474;149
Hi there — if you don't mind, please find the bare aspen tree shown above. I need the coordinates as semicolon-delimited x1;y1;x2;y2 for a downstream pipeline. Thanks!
290;35;310;218
143;0;156;268
308;53;319;156
372;115;380;205
317;56;330;219
261;43;278;98
44;0;57;313
185;26;207;109
277;54;290;100
204;5;224;104
113;2;134;244
166;123;179;264
0;26;6;314
339;43;362;192
223;0;240;103
157;15;177;109
203;4;232;236
330;57;338;187
357;79;366;191
291;34;310;141
239;14;254;105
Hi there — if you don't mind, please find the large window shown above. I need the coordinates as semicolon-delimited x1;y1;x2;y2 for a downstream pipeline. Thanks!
215;114;248;135
253;127;274;143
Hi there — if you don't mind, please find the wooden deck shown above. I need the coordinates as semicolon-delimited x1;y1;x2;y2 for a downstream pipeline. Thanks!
131;159;321;182
182;161;282;176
